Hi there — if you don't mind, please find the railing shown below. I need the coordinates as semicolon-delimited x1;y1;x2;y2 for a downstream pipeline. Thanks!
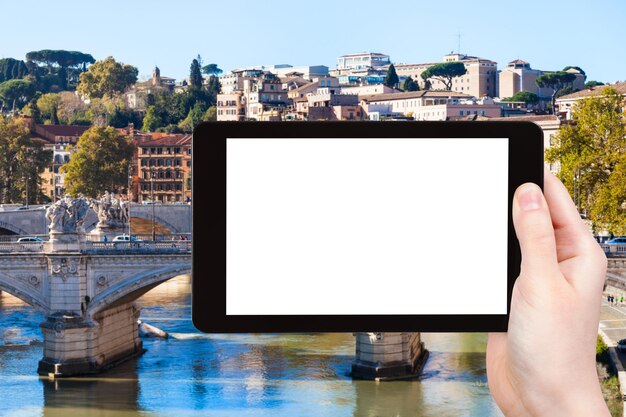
85;240;191;253
0;242;44;253
601;244;626;257
85;233;191;242
0;235;49;243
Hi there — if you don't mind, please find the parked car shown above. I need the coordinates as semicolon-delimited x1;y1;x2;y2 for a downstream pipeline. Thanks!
112;235;142;242
17;237;43;242
607;237;626;245
617;338;626;352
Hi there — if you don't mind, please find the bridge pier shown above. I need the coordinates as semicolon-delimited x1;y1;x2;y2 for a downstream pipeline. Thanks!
38;301;144;377
351;332;428;381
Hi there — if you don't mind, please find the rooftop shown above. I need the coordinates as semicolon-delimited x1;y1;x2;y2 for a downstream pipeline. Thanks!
360;90;472;102
556;82;626;100
35;124;90;137
137;134;192;147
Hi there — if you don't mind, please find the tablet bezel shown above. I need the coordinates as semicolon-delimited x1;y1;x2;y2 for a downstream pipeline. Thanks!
191;121;543;333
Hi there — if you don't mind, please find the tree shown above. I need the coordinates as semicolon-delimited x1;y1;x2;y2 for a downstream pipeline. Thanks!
202;64;223;76
502;91;539;104
535;71;577;113
57;91;89;125
384;64;399;88
0;117;52;204
0;79;35;113
77;57;138;99
0;58;29;83
562;66;586;76
555;86;580;98
205;75;221;98
25;50;95;89
585;81;605;88
142;105;160;132
545;87;626;233
420;62;467;91
189;59;203;89
402;76;419;92
37;93;61;124
23;99;42;123
203;106;217;121
178;102;205;132
61;127;135;197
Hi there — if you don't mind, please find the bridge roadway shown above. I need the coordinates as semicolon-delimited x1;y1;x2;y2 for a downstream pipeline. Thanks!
0;203;192;236
0;237;191;377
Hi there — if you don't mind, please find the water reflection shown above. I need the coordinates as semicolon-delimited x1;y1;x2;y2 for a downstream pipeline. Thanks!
0;277;503;417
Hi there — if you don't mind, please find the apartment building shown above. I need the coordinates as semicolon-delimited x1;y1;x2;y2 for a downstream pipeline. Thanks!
555;81;626;120
393;53;497;98
497;60;586;99
360;91;501;120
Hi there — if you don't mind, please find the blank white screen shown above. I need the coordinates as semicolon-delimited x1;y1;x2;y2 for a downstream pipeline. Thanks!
226;138;508;315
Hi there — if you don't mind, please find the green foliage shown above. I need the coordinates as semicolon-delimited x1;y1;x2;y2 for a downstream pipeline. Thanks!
77;56;138;99
0;79;36;111
37;93;61;124
203;106;217;121
0;58;29;83
0;116;52;204
23;99;42;123
178;102;205;132
402;76;419;92
555;86;580;98
420;62;466;90
546;87;626;233
586;80;605;88
189;59;203;88
596;335;611;366
384;64;399;88
202;63;223;76
26;50;94;90
502;91;539;104
142;105;160;132
562;65;585;76
536;71;577;90
61;127;135;197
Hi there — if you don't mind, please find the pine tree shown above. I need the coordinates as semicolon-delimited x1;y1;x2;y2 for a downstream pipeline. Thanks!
402;76;419;92
189;59;203;89
384;64;399;88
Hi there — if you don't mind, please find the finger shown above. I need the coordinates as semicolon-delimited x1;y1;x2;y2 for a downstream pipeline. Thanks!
543;170;598;260
512;182;560;279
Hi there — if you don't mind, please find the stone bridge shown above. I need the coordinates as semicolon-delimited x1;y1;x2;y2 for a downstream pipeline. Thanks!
0;239;191;377
0;204;192;236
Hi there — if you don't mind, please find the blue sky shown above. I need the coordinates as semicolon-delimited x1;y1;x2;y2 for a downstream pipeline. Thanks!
3;0;625;83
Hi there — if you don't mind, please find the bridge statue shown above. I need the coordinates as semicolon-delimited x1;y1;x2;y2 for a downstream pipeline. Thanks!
45;195;91;250
89;192;130;240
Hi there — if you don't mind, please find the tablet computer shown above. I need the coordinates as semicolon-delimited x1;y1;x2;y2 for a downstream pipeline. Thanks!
192;121;543;333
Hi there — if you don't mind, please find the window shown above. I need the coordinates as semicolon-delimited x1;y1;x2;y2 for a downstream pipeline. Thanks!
150;148;155;154
166;171;171;179
166;159;172;166
157;148;163;154
157;159;163;166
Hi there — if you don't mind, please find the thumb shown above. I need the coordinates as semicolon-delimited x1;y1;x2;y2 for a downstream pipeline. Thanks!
512;183;559;279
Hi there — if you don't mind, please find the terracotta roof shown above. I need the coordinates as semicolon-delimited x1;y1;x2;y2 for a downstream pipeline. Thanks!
360;90;472;102
508;59;529;65
35;124;90;137
556;82;626;100
483;115;561;122
137;134;191;147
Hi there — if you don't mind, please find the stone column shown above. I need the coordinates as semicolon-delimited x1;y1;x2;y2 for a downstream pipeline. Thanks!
351;332;428;381
38;301;144;377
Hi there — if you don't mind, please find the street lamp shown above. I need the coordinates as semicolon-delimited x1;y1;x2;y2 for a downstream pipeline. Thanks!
127;165;132;239
25;175;30;208
150;168;156;241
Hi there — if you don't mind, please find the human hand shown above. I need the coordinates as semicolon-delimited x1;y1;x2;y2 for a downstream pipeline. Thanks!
487;170;610;416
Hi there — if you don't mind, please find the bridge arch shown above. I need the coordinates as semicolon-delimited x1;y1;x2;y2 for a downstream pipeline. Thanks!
86;264;191;316
0;221;28;235
0;272;48;312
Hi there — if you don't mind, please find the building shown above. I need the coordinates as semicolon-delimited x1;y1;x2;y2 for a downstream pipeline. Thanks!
359;91;501;120
306;89;365;121
555;81;626;120
393;53;498;98
33;124;91;200
336;53;391;72
497;60;586;100
266;64;329;80
136;135;192;203
125;66;177;110
217;71;290;121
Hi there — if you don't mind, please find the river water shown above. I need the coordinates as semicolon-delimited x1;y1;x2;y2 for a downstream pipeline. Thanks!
0;276;503;417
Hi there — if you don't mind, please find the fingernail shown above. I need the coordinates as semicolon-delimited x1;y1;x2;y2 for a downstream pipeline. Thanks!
518;186;542;211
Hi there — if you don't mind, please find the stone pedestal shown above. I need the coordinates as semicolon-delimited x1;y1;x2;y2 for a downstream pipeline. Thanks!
89;224;128;242
45;232;85;252
351;332;428;381
38;302;144;377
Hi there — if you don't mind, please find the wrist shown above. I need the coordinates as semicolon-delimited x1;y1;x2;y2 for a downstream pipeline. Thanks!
533;383;610;417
